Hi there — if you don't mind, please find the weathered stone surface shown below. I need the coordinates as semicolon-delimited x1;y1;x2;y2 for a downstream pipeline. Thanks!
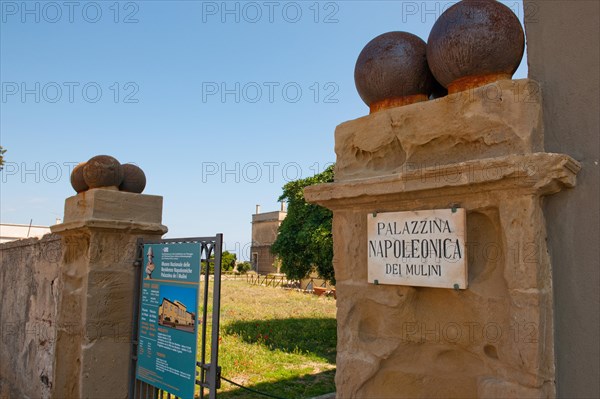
61;188;166;228
0;235;62;399
478;378;554;398
305;79;580;398
1;188;167;399
335;79;544;181
48;190;167;398
308;153;578;208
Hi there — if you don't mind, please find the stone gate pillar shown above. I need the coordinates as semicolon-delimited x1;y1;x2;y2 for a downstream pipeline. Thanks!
305;79;580;398
50;188;167;398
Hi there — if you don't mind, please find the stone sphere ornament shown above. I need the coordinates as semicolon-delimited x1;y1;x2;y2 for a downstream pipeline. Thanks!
427;0;525;93
119;163;147;194
355;31;435;113
70;162;88;193
83;155;124;189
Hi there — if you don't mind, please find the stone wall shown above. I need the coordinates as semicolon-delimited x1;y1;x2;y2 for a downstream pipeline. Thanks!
0;235;63;399
523;2;600;397
0;188;167;399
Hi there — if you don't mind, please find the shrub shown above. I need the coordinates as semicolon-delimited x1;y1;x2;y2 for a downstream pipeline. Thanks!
235;261;252;274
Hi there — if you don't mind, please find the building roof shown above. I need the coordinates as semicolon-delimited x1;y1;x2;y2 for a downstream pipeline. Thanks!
0;223;52;244
252;211;287;223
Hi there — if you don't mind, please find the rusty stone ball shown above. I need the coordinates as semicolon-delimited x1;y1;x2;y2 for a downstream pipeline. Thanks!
83;155;124;189
119;163;146;194
427;0;525;91
70;162;88;193
354;31;434;111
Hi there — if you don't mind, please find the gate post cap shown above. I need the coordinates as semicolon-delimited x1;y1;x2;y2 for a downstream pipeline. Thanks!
427;0;525;91
354;31;435;112
120;163;147;194
70;162;89;193
83;155;124;189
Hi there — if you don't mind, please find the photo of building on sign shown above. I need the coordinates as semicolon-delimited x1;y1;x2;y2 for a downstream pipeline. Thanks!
157;285;197;333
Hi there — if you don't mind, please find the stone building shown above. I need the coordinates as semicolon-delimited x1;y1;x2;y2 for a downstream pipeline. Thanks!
250;204;286;274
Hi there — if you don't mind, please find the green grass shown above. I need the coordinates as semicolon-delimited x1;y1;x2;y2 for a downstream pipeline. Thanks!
201;279;337;399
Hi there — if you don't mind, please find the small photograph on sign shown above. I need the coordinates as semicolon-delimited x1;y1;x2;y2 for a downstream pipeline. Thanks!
367;208;468;289
145;246;157;279
158;285;197;334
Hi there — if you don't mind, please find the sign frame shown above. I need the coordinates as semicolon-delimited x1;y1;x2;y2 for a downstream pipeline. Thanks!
135;241;202;399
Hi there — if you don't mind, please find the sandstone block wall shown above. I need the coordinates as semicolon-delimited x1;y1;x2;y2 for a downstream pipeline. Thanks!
335;79;544;181
0;189;167;399
51;189;167;399
306;79;579;398
0;235;63;399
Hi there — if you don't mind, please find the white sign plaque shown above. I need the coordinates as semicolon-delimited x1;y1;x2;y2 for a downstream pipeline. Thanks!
367;208;467;289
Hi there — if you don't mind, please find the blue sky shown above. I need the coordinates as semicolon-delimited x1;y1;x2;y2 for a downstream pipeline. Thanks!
0;1;528;260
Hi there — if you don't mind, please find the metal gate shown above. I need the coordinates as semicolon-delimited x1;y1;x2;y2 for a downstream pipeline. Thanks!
129;235;223;399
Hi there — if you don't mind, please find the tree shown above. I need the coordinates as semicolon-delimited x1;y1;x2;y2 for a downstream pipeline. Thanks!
0;146;6;170
235;261;252;274
202;250;236;273
221;251;237;271
271;165;335;284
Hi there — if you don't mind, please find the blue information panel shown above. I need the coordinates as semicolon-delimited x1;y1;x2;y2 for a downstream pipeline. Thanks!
136;242;201;399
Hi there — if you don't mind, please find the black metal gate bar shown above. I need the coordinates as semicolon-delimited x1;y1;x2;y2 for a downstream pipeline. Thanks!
199;240;214;399
129;235;223;399
208;236;223;399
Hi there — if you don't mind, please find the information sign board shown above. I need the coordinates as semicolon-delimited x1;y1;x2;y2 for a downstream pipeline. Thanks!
136;242;201;399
